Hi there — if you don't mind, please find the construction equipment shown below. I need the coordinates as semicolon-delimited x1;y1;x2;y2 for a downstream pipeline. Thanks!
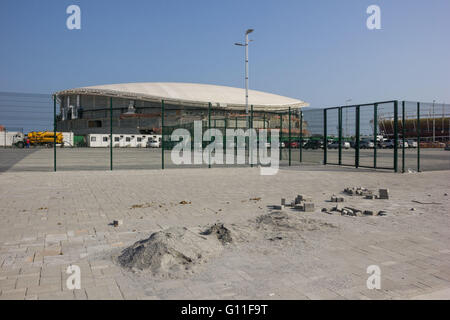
14;131;63;148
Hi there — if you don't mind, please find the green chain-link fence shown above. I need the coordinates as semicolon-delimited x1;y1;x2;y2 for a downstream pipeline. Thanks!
1;92;449;173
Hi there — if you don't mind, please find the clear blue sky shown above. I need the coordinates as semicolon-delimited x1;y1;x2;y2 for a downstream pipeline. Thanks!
0;0;449;108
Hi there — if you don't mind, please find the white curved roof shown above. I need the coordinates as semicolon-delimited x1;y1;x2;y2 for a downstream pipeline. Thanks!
55;82;308;111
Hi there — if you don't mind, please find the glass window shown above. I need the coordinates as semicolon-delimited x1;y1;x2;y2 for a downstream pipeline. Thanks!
91;136;96;142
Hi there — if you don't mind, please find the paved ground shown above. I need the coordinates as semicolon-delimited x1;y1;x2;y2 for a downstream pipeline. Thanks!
0;166;449;300
0;147;449;172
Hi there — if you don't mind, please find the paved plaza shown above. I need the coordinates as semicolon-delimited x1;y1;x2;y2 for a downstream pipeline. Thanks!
0;166;449;300
0;147;449;172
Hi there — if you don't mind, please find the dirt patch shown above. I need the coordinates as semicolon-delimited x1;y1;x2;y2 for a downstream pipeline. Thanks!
252;211;337;239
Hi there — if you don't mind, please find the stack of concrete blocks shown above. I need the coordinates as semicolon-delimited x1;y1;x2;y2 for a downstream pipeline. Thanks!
344;187;382;200
295;194;314;212
280;195;315;212
331;195;345;202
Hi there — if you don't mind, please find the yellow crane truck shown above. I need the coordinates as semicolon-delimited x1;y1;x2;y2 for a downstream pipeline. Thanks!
14;131;64;148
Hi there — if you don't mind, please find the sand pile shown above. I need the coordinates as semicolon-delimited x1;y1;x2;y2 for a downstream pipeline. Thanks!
117;212;336;277
117;225;233;278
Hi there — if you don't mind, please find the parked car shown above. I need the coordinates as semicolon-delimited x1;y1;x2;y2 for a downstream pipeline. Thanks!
327;141;350;149
383;140;395;149
288;141;300;148
359;140;375;149
303;140;323;149
398;140;409;148
406;140;418;148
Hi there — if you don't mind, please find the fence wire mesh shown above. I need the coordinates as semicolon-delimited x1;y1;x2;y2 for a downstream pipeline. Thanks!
1;92;449;173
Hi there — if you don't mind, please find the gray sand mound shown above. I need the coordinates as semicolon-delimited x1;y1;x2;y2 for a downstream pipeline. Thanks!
117;226;232;278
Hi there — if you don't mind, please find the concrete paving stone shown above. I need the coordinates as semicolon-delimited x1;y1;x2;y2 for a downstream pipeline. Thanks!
45;234;68;243
27;284;61;295
0;278;17;290
16;274;40;289
38;290;75;300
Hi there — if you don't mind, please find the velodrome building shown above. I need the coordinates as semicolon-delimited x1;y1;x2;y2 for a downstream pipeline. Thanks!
54;82;308;135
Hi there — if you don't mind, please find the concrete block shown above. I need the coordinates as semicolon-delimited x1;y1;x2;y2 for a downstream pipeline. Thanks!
379;189;389;199
113;220;123;227
303;202;315;212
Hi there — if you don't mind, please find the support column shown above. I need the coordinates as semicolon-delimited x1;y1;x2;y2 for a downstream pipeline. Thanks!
374;104;378;168
355;106;360;168
417;102;421;172
110;97;113;171
323;109;327;165
300;110;303;163
338;107;342;165
53;95;56;172
161;100;165;170
394;101;399;172
402;101;406;173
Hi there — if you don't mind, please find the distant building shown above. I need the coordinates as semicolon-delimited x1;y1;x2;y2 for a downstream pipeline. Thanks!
54;82;308;135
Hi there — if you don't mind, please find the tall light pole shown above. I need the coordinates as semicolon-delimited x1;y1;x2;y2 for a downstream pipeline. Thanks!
235;28;254;129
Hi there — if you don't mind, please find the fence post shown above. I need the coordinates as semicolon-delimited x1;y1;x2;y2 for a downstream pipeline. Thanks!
417;102;421;172
208;103;212;168
224;115;227;159
250;105;254;167
402;101;406;173
161;99;165;170
394;101;399;172
323;108;327;165
299;110;303;163
110;97;113;171
280;113;283;161
288;107;291;166
53;95;56;172
374;103;378;169
355;106;360;168
338;107;342;166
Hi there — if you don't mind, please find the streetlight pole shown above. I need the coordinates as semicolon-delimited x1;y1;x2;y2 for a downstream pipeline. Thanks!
235;29;254;129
